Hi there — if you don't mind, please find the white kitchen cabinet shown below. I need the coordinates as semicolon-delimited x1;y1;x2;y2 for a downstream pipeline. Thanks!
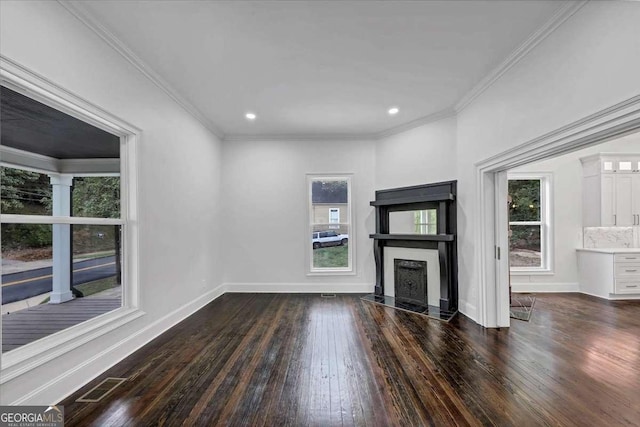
577;249;640;298
581;154;640;226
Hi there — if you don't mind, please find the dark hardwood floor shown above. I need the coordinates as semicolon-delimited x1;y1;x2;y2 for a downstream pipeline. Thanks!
60;293;640;426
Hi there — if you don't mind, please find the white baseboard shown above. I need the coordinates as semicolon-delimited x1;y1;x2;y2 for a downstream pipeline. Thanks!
606;294;640;300
10;284;227;405
579;290;640;300
511;282;579;293
226;282;374;294
458;300;477;321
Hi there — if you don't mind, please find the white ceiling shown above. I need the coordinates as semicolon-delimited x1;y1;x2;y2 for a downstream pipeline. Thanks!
73;1;568;138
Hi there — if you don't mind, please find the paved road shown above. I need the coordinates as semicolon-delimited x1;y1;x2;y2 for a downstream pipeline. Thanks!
2;256;117;304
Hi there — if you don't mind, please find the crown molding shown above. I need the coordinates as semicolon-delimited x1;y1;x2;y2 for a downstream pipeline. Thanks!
454;0;588;113
375;108;456;139
223;133;377;143
57;0;225;140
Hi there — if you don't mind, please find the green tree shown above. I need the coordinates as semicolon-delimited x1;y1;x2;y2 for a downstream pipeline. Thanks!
508;179;541;252
72;177;120;218
1;167;52;250
312;180;348;203
0;170;120;251
508;180;540;222
0;167;51;214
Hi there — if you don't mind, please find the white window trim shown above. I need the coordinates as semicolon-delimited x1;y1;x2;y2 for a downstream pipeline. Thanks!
0;57;142;381
507;172;554;275
306;174;355;275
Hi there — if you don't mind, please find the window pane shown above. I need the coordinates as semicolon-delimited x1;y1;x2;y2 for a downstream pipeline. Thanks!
1;223;53;274
72;224;121;297
312;225;349;269
508;180;540;222
619;161;632;171
2;223;121;353
0;167;121;219
311;179;348;225
310;177;351;271
0;166;52;215
509;225;541;268
72;176;120;219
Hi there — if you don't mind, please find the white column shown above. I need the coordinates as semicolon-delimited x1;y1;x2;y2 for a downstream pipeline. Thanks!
49;174;74;304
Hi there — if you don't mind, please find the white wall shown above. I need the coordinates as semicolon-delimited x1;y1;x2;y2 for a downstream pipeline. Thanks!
375;116;457;189
510;131;640;292
0;1;223;404
220;116;457;291
221;139;375;291
2;0;640;404
456;1;640;320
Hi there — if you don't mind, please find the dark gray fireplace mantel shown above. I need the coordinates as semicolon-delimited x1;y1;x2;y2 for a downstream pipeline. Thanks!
369;180;458;314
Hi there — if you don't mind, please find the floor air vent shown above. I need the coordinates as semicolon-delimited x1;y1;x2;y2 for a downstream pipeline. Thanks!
321;293;336;298
76;377;127;403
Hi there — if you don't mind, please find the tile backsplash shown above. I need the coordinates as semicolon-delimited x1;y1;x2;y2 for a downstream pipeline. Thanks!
583;227;639;248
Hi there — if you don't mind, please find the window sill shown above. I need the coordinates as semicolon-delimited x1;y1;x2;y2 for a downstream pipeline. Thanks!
307;270;356;277
0;306;145;384
510;269;555;276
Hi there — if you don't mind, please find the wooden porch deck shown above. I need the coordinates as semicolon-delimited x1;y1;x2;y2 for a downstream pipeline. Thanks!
2;297;121;353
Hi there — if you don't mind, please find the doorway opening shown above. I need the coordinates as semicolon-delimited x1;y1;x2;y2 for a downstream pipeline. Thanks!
476;95;640;327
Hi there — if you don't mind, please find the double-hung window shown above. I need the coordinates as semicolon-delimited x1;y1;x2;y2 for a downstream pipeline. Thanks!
308;175;353;274
508;173;553;273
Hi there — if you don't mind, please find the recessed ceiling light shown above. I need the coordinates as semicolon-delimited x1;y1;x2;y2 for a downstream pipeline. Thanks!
388;107;399;115
245;112;257;120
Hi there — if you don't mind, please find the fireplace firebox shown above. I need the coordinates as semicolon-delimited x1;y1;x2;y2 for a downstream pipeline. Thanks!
394;259;428;305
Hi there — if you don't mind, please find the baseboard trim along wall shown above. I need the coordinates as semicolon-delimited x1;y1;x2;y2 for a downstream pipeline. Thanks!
10;284;228;406
579;290;640;301
225;283;374;294
511;282;579;293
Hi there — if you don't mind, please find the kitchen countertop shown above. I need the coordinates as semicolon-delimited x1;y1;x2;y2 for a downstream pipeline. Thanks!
576;248;640;254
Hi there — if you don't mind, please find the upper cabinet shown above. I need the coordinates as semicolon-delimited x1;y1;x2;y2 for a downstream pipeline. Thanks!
581;154;640;227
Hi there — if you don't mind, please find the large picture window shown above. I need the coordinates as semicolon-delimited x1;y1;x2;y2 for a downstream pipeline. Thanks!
508;173;553;273
308;176;353;274
0;82;130;354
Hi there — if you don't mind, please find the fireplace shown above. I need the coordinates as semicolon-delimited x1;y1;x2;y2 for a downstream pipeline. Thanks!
364;180;458;321
394;259;428;305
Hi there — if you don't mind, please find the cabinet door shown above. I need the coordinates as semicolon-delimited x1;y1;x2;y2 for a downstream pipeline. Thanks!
615;174;634;226
601;174;616;226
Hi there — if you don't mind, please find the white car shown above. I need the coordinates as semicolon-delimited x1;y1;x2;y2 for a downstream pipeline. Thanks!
312;231;348;249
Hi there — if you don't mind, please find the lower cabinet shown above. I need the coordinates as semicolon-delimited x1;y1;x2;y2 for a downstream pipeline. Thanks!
577;250;640;298
614;253;640;293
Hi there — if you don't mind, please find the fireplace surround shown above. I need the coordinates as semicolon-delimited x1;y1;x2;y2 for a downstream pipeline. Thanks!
364;180;458;321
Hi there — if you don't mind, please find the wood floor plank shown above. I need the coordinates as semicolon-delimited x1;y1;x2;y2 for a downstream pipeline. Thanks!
59;293;640;426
